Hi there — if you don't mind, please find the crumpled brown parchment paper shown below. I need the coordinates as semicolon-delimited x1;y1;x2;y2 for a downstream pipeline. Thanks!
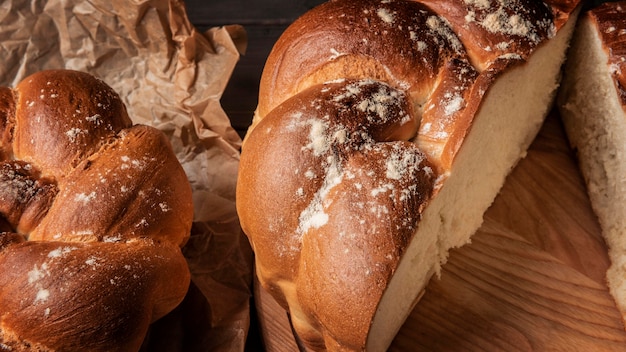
0;0;253;350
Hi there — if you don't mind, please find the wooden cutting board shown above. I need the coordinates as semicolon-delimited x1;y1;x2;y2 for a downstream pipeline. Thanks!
252;109;626;351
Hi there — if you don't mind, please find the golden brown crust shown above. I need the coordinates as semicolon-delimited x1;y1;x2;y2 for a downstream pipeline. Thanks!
0;70;193;351
0;239;189;352
0;161;57;234
257;0;470;119
252;0;579;171
29;125;193;246
238;79;436;348
0;232;24;250
544;0;580;29
419;0;564;70
0;87;15;160
587;1;626;106
13;70;132;178
239;0;581;350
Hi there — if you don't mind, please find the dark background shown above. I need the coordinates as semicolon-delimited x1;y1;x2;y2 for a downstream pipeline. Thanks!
184;0;326;138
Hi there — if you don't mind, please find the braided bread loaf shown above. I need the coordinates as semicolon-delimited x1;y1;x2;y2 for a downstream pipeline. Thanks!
0;70;193;351
237;0;582;350
558;0;626;329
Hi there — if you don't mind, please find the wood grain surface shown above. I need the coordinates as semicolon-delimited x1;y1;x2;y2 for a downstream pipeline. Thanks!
253;110;626;351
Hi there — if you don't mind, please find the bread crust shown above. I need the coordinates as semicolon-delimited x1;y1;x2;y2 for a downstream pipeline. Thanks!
587;1;626;107
0;70;193;351
239;0;581;350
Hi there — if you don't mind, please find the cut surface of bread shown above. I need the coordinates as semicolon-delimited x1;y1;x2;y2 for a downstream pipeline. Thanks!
557;1;626;327
370;10;579;350
237;1;582;350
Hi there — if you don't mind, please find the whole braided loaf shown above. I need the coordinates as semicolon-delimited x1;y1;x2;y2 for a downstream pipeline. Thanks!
0;70;193;351
237;0;582;350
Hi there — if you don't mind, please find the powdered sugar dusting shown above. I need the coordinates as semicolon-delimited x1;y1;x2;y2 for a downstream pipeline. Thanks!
426;16;463;53
35;289;50;303
48;246;76;258
85;256;99;266
297;161;342;235
303;119;332;156
28;263;49;284
443;94;464;116
103;234;122;242
483;10;531;38
464;0;490;10
75;191;97;204
463;0;556;46
386;146;426;181
377;8;395;24
66;128;86;142
498;53;523;61
86;114;102;125
292;79;433;242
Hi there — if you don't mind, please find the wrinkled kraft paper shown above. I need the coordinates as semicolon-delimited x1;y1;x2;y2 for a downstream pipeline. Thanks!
0;0;253;350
